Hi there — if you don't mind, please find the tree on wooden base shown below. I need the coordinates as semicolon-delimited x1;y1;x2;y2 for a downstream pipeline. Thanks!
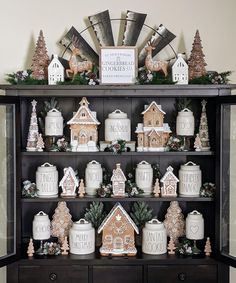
204;237;212;256
61;236;69;255
167;237;176;255
27;238;35;257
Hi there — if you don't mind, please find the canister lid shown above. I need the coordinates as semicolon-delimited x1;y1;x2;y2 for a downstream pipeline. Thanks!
137;160;151;168
145;219;165;230
47;108;62;117
86;160;101;168
180;161;200;171
72;219;93;230
37;162;57;172
108;109;128;119
178;108;193;116
34;211;49;220
187;210;203;220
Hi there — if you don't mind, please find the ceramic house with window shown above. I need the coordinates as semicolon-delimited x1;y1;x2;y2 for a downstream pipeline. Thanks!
111;163;127;197
67;97;100;152
60;167;79;197
135;101;171;152
160;166;179;197
48;54;65;85
172;54;189;85
98;202;139;256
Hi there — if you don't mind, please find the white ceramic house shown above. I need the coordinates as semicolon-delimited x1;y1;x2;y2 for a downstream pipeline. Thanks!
48;54;65;85
172;54;188;85
160;166;179;197
60;167;79;197
111;164;127;197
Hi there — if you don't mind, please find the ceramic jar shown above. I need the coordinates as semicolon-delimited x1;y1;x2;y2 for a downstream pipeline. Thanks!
105;109;131;141
36;162;58;198
179;161;202;197
45;108;63;136
69;219;95;255
32;211;50;240
135;161;153;195
85;160;103;196
142;219;167;255
176;108;194;136
186;210;204;240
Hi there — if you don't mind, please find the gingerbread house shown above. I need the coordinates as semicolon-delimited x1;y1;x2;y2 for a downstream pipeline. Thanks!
135;101;171;152
160;166;179;197
98;202;139;256
111;163;127;197
60;167;79;197
67;97;100;152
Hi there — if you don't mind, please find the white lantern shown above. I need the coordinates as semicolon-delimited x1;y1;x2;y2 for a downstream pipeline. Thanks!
69;219;95;255
135;161;153;195
105;109;131;141
142;219;167;255
85;160;103;196
45;108;63;136
32;211;50;240
36;162;58;198
176;108;194;136
186;210;204;240
179;161;202;197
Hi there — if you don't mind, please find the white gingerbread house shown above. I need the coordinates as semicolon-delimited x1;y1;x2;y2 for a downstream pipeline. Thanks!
98;202;139;256
67;97;100;152
48;54;65;85
111;164;127;197
160;166;179;197
135;101;171;152
172;54;188;85
60;167;79;197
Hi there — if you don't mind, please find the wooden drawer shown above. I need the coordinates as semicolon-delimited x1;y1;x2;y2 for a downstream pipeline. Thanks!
148;265;217;283
93;266;143;283
19;265;88;283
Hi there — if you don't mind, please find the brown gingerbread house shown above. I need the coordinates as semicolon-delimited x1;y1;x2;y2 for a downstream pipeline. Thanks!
98;202;139;256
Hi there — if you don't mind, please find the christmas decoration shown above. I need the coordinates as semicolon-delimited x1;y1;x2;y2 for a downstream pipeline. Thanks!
48;54;65;85
204;237;212;256
51;201;73;244
42;242;61;256
172;54;188;85
27;238;35;257
78;179;86;198
36;133;45;152
59;167;79;197
67;97;100;152
166;136;183;151
164;201;185;244
189;71;232;84
199;100;211;151
104;140;127;154
84;202;107;230
98;202;139;256
26;100;39;152
22;180;38;198
31;30;49;80
176;238;193;256
130;202;153;230
137;69;174;85
153;178;161;197
167;237;176;255
111;163;127;197
160;166;179;197
194;133;202;151
125;172;143;197
200;182;215;198
61;236;69;255
135;101;171;152
188;30;207;80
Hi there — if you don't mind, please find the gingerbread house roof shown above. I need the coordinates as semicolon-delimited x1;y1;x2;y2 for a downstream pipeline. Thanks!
141;101;166;115
111;164;127;182
98;202;139;234
59;167;79;188
160;166;179;183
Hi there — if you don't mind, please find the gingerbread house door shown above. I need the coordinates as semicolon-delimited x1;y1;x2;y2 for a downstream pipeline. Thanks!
113;236;124;251
79;131;87;144
149;135;161;148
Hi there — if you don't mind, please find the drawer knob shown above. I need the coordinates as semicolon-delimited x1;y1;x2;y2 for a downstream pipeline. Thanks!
178;272;186;281
49;273;57;281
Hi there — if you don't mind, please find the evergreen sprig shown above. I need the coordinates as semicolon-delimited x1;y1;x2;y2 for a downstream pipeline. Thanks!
84;202;107;229
130;202;153;230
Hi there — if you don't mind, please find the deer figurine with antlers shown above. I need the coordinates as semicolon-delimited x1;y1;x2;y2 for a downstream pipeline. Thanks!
145;42;168;77
66;37;93;79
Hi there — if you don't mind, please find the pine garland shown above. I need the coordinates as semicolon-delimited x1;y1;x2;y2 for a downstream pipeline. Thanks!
130;202;153;230
84;202;107;229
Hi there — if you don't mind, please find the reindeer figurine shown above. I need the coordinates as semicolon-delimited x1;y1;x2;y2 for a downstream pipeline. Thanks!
66;37;93;79
145;42;168;77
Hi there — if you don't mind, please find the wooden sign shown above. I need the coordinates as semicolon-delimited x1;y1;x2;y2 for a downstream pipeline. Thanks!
100;47;137;85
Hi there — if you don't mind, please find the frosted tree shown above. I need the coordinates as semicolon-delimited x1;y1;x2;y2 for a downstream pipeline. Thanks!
27;238;35;257
194;133;202;151
199;100;210;151
204;237;212;256
78;179;86;198
26;100;39;151
167;237;176;254
61;236;69;255
36;133;45;151
153;178;161;197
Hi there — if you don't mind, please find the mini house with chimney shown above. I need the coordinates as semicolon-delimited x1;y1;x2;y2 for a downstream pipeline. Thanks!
172;54;189;85
160;166;179;197
67;97;100;152
135;101;171;152
111;163;127;197
48;54;65;85
98;202;139;256
60;167;79;197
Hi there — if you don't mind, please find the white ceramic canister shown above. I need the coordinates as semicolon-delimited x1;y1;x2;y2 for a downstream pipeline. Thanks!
142;219;167;255
36;162;58;198
45;108;63;136
85;160;103;196
176;108;194;136
105;109;131;142
32;211;50;240
179;161;202;197
69;219;95;255
135;161;153;195
186;210;204;240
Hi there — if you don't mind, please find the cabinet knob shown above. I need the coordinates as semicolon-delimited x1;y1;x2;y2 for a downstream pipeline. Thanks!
178;272;186;281
49;273;57;281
